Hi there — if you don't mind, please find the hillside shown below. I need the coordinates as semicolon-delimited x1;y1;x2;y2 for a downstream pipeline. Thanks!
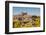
13;12;40;28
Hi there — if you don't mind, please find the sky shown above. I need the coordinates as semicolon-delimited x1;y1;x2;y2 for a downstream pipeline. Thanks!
13;7;40;16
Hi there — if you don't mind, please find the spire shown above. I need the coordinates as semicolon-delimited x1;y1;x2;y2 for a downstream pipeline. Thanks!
21;11;27;16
